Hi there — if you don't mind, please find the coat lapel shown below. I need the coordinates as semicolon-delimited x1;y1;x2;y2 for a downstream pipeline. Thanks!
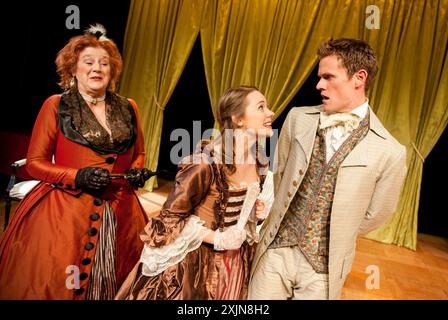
340;108;387;167
368;109;388;140
340;138;368;167
294;106;321;165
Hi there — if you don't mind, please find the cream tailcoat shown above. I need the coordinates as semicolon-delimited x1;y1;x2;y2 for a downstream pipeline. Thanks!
251;105;407;299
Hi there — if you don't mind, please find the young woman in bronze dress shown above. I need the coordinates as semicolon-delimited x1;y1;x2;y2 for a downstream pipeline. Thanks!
116;86;275;299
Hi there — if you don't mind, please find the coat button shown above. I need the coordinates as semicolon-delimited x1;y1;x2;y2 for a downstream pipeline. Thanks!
66;184;72;189
93;198;102;206
293;180;298;187
84;242;94;251
90;213;100;221
106;157;115;164
79;273;88;281
81;258;91;265
299;169;304;175
58;182;64;187
287;192;292;197
284;202;288;208
88;228;98;236
74;288;85;295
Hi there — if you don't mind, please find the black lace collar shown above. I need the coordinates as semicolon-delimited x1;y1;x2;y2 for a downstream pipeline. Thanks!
58;89;137;154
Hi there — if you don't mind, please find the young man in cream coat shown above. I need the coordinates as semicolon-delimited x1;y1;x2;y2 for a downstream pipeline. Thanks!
249;38;407;300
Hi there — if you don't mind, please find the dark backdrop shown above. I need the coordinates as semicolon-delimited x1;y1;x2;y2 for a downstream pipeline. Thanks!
0;0;130;132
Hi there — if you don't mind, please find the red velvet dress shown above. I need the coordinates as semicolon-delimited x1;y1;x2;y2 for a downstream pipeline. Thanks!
0;94;148;299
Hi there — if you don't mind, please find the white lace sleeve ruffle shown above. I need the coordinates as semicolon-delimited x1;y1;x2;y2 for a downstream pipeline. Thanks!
140;215;211;277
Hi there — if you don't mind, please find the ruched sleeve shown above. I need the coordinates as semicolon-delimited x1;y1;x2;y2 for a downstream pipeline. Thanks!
26;95;78;186
140;154;214;247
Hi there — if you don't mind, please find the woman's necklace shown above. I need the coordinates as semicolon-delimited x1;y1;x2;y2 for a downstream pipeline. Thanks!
79;92;106;105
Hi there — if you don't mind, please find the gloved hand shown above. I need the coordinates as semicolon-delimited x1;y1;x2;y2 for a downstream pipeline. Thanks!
75;167;111;191
126;168;155;188
213;225;247;251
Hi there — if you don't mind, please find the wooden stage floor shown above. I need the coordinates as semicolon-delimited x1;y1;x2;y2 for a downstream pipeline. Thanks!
138;179;448;300
1;178;447;300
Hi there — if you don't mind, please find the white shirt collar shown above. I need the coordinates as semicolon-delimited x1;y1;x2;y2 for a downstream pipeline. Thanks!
350;100;369;119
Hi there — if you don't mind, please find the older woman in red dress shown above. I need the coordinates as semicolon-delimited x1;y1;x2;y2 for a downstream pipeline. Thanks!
0;25;151;300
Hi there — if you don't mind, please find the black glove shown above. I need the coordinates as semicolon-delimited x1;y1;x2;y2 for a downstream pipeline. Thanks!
125;168;156;188
75;167;111;192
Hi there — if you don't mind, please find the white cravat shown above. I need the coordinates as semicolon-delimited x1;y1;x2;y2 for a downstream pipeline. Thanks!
319;101;369;162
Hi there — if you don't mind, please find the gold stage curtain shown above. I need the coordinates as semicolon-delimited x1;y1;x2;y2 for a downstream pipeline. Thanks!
119;0;205;191
201;0;448;250
363;0;448;249
119;0;447;249
200;0;333;120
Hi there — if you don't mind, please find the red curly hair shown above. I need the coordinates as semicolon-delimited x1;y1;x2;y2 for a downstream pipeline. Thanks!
56;35;122;92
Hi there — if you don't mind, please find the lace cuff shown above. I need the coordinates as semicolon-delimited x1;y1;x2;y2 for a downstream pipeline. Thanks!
140;215;211;277
245;219;259;245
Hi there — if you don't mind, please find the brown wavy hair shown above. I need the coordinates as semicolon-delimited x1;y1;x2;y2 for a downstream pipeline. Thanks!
55;35;122;92
216;85;260;177
318;38;378;92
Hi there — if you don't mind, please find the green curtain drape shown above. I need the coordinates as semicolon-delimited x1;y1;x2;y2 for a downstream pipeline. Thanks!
363;0;448;249
199;0;448;250
119;0;205;191
200;0;332;119
120;0;447;249
199;0;387;118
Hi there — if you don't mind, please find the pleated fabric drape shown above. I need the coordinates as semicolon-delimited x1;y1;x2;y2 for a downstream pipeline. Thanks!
119;0;205;191
120;0;448;249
